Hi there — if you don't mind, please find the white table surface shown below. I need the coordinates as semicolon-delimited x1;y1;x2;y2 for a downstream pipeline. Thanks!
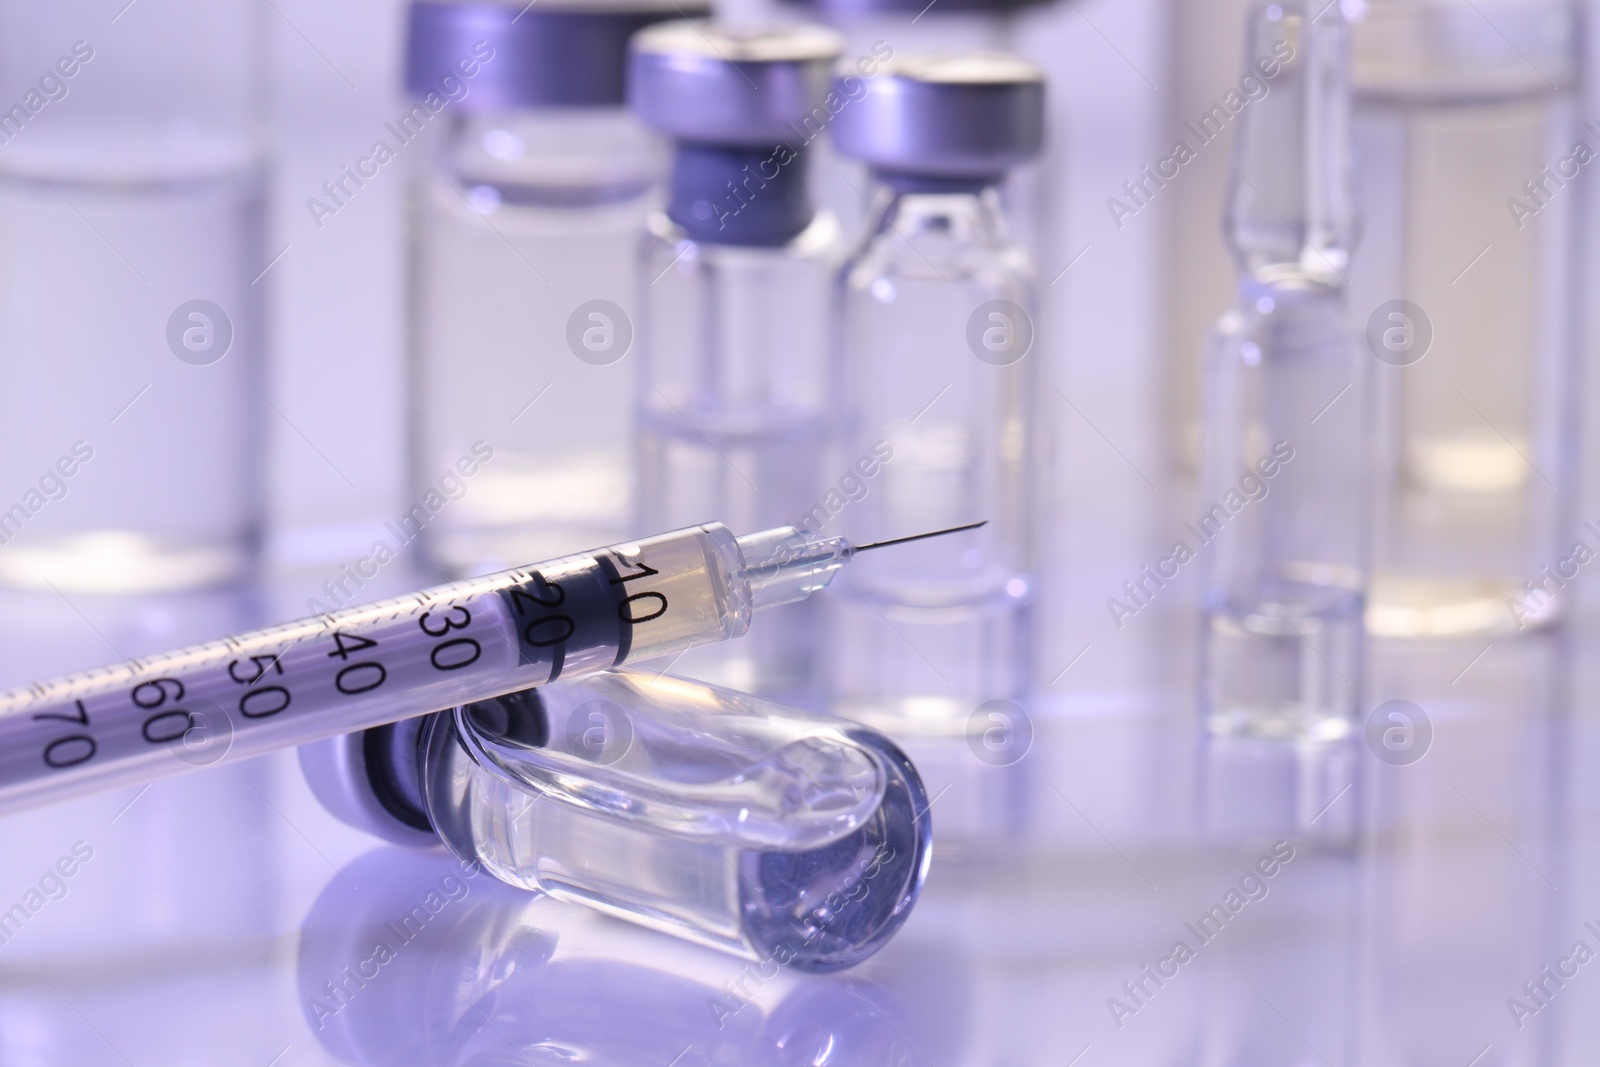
0;568;1591;1067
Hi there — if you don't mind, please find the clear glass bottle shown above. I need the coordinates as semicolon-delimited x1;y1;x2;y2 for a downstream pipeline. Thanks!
1347;0;1580;637
826;54;1043;730
0;1;266;592
406;0;703;578
300;668;932;972
1200;0;1368;741
628;21;844;703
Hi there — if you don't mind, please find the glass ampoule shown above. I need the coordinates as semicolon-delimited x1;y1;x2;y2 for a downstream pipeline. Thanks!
1349;0;1580;637
827;54;1044;730
0;0;265;592
1200;0;1367;741
301;669;932;973
405;0;702;578
627;22;844;704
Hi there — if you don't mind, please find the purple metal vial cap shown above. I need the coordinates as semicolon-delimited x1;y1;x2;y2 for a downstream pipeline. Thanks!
629;20;844;145
831;52;1045;180
406;0;708;109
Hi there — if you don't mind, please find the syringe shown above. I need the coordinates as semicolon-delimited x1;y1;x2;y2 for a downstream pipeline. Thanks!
0;520;982;814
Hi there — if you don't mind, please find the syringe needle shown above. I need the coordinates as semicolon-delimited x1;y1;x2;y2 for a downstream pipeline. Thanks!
854;521;988;553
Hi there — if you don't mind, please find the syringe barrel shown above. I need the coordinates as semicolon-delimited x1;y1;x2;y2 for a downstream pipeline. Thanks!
0;523;753;813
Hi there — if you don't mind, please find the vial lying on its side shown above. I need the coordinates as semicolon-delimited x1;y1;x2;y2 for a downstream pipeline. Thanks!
300;669;932;972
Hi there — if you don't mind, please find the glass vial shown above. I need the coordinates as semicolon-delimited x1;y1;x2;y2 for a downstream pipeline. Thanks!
0;1;266;592
406;0;701;578
826;54;1044;730
427;670;931;973
1200;1;1368;741
628;22;844;703
302;669;932;972
1347;0;1580;637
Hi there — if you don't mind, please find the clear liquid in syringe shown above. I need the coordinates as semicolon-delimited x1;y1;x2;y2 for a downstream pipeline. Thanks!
0;524;747;811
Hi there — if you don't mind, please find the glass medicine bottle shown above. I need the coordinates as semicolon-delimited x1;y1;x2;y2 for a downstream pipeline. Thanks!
0;0;266;592
827;53;1044;729
406;0;701;577
300;668;932;972
627;21;844;703
1349;0;1581;637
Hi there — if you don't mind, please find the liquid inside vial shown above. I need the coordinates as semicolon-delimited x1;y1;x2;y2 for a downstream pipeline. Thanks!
418;674;932;972
1203;575;1363;743
0;139;265;593
411;111;657;576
